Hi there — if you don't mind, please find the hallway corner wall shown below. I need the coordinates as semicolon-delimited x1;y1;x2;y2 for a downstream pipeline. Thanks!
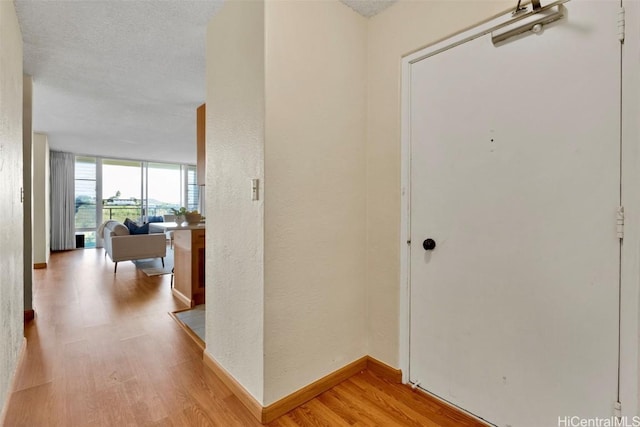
0;0;25;420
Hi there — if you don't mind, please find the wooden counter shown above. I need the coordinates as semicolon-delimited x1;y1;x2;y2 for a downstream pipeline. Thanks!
172;228;205;307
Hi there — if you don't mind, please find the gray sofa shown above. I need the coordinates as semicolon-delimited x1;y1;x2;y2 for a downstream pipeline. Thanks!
101;220;167;273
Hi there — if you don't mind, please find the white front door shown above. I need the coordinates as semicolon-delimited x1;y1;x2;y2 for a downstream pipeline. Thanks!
409;2;621;425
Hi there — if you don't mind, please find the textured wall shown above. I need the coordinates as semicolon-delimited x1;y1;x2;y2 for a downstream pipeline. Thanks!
22;75;32;311
0;0;24;419
204;0;516;406
366;0;512;366
205;0;265;403
263;0;367;405
33;133;50;265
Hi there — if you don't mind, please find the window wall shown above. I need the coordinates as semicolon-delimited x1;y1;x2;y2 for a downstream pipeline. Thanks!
147;162;181;217
102;159;143;224
75;156;98;248
74;156;198;248
186;165;199;213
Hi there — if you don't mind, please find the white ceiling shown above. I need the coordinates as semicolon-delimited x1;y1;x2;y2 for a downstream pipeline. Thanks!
341;0;395;17
14;0;396;165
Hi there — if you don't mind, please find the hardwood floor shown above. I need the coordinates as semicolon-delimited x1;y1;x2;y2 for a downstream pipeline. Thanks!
4;248;485;427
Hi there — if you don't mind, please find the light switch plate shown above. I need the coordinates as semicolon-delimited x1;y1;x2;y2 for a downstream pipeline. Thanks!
251;179;259;201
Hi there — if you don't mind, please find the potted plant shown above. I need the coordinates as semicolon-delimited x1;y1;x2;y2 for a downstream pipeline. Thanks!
171;207;201;225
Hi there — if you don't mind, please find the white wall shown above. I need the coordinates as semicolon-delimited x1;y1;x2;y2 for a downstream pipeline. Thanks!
0;0;24;420
32;133;50;266
205;0;367;405
205;0;265;403
204;0;535;407
366;0;511;367
263;0;367;405
204;0;640;414
23;75;32;312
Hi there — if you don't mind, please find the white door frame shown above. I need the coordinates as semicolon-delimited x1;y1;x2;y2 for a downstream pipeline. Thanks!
399;0;640;416
618;0;640;417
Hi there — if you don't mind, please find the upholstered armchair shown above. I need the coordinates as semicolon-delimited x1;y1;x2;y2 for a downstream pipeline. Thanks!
101;220;167;273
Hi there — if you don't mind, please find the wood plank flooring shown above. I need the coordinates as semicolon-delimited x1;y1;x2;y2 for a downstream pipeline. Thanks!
3;248;486;426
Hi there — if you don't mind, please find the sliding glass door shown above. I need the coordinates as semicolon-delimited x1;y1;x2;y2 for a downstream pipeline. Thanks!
102;159;143;223
74;156;198;248
146;162;181;218
74;156;97;247
186;165;199;213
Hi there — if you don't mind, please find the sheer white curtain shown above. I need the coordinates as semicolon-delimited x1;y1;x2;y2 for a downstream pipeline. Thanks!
50;151;75;250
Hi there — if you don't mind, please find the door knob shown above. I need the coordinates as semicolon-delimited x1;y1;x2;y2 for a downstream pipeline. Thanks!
422;239;436;251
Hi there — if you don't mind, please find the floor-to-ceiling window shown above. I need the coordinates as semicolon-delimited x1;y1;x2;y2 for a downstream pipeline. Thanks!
74;156;97;248
102;159;143;224
74;156;198;248
186;165;199;213
147;162;181;218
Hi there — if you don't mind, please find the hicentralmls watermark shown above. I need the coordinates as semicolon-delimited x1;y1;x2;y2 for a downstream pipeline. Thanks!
558;417;640;427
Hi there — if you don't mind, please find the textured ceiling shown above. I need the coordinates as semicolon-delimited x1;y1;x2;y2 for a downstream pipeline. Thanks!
15;0;223;165
341;0;396;18
14;0;395;165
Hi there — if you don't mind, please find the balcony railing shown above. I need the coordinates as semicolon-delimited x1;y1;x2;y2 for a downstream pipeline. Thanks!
75;203;180;229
